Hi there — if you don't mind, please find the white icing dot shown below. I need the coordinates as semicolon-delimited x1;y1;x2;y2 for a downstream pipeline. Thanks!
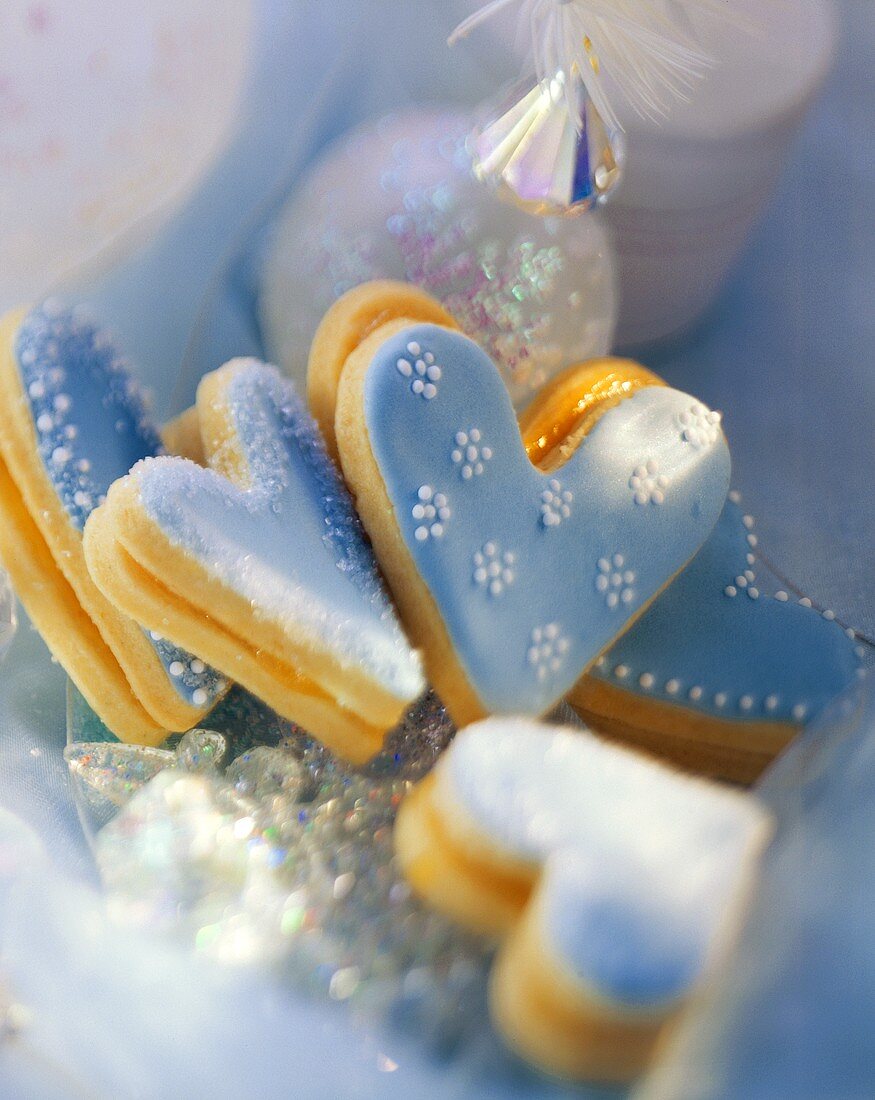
739;695;754;712
412;485;451;540
792;704;808;723
714;692;728;708
596;555;636;610
396;358;413;378
736;575;748;589
665;679;681;695
678;402;722;448
775;591;789;602
799;597;812;608
728;489;742;504
190;659;206;674
822;609;836;621
169;661;185;677
150;631;163;642
629;460;670;506
51;446;70;466
765;695;779;712
747;534;758;547
53;394;71;414
407;342;421;356
28;380;45;399
689;686;703;702
639;672;655;690
541;479;573;528
725;586;737;598
748;587;760;600
615;665;629;680
742;515;755;530
36;413;54;433
451;427;491;479
192;689;208;706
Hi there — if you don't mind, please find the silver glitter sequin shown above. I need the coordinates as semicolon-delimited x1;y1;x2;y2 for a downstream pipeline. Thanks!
84;691;492;1044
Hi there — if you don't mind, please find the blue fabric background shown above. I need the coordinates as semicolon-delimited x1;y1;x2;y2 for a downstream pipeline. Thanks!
0;1;871;1095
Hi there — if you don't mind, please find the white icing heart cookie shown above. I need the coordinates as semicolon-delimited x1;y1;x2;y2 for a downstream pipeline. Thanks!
0;303;225;743
396;718;771;1083
84;358;425;762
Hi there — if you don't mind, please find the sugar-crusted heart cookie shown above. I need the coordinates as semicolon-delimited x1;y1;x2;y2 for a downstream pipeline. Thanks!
395;718;771;1082
568;494;865;783
84;358;426;763
0;303;225;743
321;286;731;725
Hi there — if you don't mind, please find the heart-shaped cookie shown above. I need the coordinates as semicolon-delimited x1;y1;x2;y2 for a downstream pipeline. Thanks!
332;316;731;723
396;717;771;1081
0;303;225;742
85;359;425;762
570;494;864;782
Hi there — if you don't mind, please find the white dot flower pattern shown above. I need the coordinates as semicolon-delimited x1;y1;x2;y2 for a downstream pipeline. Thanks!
677;402;722;448
451;428;493;479
629;460;669;506
396;341;442;400
528;624;570;682
472;542;516;597
541;479;573;528
595;554;636;610
412;485;451;542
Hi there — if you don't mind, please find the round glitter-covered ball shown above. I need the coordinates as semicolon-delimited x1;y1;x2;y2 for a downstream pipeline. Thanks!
259;110;617;409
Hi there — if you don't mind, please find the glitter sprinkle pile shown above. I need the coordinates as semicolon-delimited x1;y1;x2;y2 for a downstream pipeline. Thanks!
78;691;493;1045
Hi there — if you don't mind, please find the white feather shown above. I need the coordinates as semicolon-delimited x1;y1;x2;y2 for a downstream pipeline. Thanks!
450;0;740;129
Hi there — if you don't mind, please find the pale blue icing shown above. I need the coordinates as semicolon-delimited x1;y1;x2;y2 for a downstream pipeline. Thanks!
133;361;424;703
441;719;769;1006
592;495;863;724
13;303;224;711
363;324;731;715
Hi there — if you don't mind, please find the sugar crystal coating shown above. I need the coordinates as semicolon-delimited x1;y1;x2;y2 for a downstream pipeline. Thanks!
14;304;223;710
134;362;424;702
438;719;769;1004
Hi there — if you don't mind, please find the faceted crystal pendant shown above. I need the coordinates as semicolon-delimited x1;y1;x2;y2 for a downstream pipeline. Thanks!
470;68;623;217
0;569;17;664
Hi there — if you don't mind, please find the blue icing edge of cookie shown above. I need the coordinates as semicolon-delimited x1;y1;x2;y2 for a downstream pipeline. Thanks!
363;324;731;715
591;496;863;725
442;720;768;1005
135;361;424;703
13;302;225;711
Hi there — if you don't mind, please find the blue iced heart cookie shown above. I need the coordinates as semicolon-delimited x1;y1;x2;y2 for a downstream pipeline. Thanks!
395;717;771;1081
571;494;865;782
333;321;731;723
85;359;425;763
0;302;225;743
